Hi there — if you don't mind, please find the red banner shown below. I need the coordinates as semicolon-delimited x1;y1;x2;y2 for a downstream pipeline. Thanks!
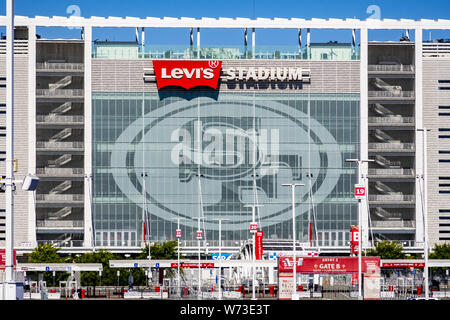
170;262;215;268
255;230;263;260
350;226;359;254
152;60;222;90
381;262;425;268
0;249;16;268
278;256;380;274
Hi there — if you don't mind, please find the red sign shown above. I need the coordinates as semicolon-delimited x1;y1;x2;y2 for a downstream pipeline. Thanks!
381;262;425;268
278;256;380;274
170;262;215;268
152;60;222;90
196;230;203;240
255;230;263;260
354;185;366;200
351;226;359;254
176;229;182;238
250;223;258;233
0;249;16;268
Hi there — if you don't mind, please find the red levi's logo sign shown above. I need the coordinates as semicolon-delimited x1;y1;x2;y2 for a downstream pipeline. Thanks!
152;60;222;90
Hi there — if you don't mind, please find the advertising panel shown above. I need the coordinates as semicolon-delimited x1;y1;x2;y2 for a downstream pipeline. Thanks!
255;230;264;260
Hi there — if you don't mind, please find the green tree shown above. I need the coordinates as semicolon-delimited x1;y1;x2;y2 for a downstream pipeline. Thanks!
365;240;406;259
429;243;450;259
73;249;119;286
28;244;67;286
137;241;179;279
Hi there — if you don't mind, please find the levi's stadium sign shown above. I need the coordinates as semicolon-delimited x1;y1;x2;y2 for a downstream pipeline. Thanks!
152;60;222;90
146;60;311;90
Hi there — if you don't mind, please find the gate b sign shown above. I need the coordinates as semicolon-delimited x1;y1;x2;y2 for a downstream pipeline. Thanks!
354;184;366;200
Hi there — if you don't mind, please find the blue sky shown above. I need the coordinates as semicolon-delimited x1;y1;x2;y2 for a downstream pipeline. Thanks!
1;0;450;45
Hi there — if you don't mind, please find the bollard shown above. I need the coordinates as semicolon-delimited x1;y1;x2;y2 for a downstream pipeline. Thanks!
269;285;275;297
108;290;110;299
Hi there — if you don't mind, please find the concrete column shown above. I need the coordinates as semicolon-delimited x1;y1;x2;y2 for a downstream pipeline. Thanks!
27;25;37;248
415;28;424;244
359;27;370;248
84;26;93;249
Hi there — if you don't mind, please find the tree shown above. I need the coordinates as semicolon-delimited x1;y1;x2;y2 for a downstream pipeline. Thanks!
365;240;406;259
429;243;450;259
73;249;118;286
137;241;179;280
28;244;67;285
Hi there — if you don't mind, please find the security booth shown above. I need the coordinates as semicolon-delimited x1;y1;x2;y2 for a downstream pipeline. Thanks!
17;263;103;300
278;256;381;300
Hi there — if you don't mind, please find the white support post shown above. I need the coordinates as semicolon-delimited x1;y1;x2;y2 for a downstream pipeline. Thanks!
197;28;200;59
252;28;255;59
84;26;93;249
415;28;425;243
359;28;369;249
4;0;16;300
27;25;37;248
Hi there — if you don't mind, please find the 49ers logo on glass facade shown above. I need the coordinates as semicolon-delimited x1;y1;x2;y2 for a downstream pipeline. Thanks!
152;60;222;90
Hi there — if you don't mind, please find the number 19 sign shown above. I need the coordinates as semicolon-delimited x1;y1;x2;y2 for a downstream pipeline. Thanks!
354;184;366;200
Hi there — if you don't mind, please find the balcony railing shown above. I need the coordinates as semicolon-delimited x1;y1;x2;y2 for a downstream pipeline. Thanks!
368;168;414;177
368;195;415;202
36;220;84;228
36;141;84;151
36;62;84;72
36;168;84;177
37;240;85;248
368;64;414;72
36;115;84;125
368;117;414;124
368;143;415;151
371;220;416;228
36;194;84;202
368;91;415;98
36;89;84;98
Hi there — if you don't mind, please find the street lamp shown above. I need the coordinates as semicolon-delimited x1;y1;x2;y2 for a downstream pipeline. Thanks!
244;203;263;301
172;217;186;298
417;128;431;300
211;218;229;300
345;158;374;300
282;183;304;300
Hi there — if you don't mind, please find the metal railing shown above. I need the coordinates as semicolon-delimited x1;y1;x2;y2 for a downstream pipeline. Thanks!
36;115;84;124
36;240;85;248
36;89;84;97
371;220;416;228
36;62;84;71
36;220;84;228
368;64;414;72
36;168;84;177
368;195;415;202
368;91;415;98
36;141;84;150
368;169;414;176
36;194;84;202
368;143;415;150
368;117;414;124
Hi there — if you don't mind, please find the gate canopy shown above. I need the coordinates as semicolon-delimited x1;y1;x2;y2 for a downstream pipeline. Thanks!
278;256;380;274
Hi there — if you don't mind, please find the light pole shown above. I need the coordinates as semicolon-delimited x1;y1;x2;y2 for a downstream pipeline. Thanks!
193;216;205;298
282;183;304;300
211;218;229;300
244;203;263;300
172;217;185;298
345;158;374;300
417;128;431;300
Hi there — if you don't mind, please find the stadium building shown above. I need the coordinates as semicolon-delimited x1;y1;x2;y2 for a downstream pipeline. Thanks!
0;15;450;257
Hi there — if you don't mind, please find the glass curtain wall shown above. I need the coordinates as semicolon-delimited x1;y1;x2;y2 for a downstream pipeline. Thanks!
92;92;360;247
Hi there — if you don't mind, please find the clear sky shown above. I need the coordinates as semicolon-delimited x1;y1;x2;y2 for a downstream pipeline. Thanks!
1;0;450;45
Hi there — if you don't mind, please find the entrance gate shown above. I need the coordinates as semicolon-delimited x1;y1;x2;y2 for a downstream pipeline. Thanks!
278;256;381;300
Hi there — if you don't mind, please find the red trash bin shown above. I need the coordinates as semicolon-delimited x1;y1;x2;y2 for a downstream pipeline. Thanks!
81;289;85;299
269;285;275;296
298;285;303;292
417;286;422;295
184;287;189;295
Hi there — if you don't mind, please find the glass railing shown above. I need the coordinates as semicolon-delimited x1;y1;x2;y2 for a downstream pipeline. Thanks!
93;43;360;61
